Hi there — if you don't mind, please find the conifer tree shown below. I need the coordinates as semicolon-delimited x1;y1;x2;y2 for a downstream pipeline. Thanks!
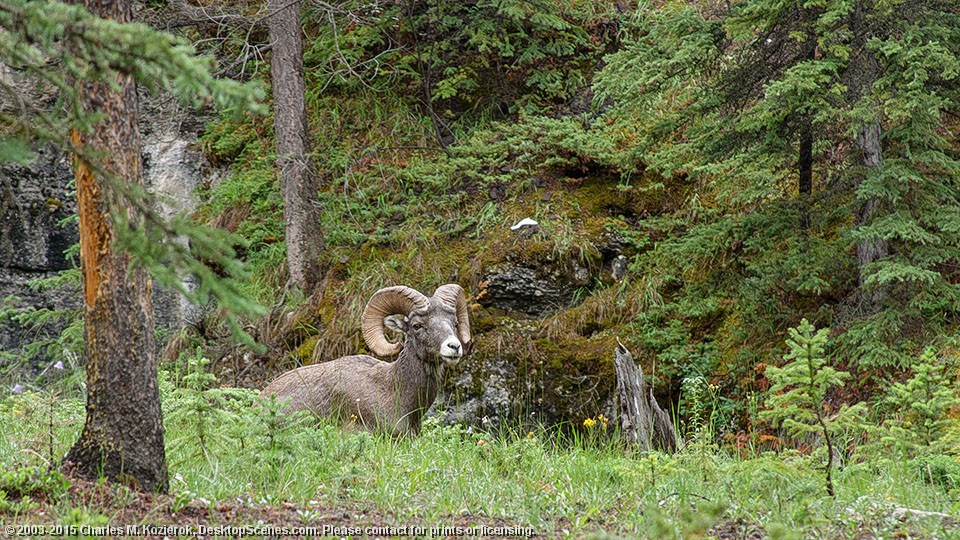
269;0;324;292
0;0;263;491
64;0;170;492
595;0;960;370
878;348;960;456
760;319;866;497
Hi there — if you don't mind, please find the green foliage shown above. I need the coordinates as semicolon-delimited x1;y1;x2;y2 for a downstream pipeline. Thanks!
592;0;960;378
872;348;960;459
908;454;960;495
0;295;82;374
305;0;610;120
57;506;110;531
640;500;728;540
0;0;268;348
0;466;69;501
680;375;737;445
0;0;263;141
164;348;263;462
196;116;287;298
761;319;867;496
1;381;958;537
680;376;723;483
118;191;267;348
161;351;373;502
762;320;858;438
0;465;69;514
0;137;34;163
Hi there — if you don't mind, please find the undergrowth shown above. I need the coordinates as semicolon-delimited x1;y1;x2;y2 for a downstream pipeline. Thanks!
1;347;957;538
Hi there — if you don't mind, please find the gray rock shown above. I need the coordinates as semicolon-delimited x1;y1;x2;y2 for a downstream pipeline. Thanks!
140;94;222;333
1;86;225;366
0;147;77;273
479;259;592;315
0;147;80;369
430;352;519;429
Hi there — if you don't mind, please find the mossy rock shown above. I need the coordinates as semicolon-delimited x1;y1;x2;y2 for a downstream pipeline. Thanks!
292;335;319;363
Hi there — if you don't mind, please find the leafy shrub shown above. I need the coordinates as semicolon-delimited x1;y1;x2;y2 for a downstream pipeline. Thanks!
0;465;69;502
909;455;960;493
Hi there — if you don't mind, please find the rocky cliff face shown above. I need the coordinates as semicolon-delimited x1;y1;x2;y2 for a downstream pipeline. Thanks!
0;91;220;368
140;95;223;332
0;144;79;358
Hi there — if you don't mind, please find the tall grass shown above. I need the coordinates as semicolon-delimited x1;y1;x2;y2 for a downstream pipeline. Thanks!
0;358;957;538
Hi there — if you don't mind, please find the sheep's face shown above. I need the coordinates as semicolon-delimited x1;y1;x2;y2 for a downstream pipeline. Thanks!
384;300;463;366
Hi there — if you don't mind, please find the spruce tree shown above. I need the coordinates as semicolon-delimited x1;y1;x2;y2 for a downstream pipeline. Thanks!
760;319;866;497
878;348;960;457
0;0;263;491
595;0;960;371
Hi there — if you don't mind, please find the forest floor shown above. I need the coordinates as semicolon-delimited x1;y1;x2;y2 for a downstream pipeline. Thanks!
7;475;769;539
1;363;956;540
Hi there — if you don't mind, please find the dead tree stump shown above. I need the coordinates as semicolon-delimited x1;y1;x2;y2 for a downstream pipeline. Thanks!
614;339;677;453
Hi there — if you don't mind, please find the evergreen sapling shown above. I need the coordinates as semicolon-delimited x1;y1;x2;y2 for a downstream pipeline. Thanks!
876;348;960;459
761;319;866;497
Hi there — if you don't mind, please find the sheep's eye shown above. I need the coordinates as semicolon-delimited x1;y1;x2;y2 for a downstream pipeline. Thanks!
412;323;424;331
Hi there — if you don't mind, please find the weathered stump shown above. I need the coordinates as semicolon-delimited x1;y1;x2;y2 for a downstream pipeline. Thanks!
614;339;676;453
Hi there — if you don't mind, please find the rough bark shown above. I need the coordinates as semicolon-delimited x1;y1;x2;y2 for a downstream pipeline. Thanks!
268;0;324;291
848;0;888;311
613;339;676;453
854;119;888;308
799;117;813;231
63;0;168;494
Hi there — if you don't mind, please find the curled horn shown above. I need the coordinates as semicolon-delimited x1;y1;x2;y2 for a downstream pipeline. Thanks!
432;284;472;346
362;286;430;356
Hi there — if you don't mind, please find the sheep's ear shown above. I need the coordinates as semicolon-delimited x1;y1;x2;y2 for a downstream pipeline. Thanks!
384;314;409;334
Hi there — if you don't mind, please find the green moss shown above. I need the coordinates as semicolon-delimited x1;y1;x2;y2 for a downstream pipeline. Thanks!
535;333;617;374
292;336;319;363
468;307;500;334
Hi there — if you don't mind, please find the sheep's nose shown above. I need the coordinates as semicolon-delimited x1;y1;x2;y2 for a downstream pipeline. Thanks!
441;337;462;359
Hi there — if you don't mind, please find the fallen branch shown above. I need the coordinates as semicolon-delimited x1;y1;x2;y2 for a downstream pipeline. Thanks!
889;506;958;526
163;0;264;31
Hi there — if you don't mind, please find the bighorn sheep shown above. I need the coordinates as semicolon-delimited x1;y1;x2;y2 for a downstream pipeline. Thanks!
261;284;471;434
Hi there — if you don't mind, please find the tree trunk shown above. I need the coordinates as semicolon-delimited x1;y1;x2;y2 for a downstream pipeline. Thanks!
799;117;813;231
854;119;887;310
63;0;167;495
848;1;888;311
268;0;324;291
798;23;816;232
799;120;813;198
613;339;676;453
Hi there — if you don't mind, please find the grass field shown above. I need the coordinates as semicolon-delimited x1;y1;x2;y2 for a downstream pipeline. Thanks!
1;365;958;540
